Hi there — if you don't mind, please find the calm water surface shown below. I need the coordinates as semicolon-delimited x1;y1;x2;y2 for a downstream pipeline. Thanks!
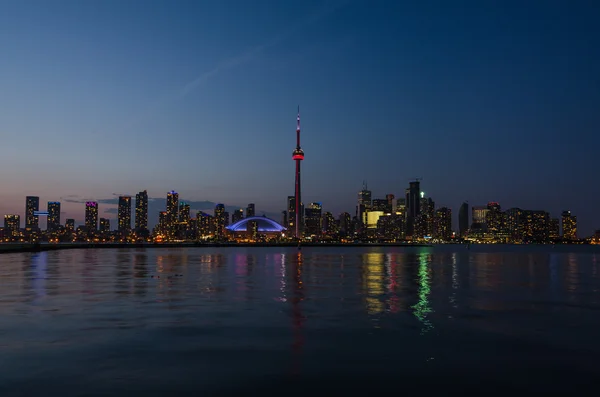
1;246;600;396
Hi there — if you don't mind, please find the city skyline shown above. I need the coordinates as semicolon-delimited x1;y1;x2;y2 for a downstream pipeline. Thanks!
1;1;599;234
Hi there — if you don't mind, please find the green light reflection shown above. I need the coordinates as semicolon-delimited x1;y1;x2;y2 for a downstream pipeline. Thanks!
411;252;433;334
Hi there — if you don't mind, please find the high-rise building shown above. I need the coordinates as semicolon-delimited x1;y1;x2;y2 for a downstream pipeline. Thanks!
434;207;452;241
25;196;40;230
386;194;396;212
65;219;75;232
47;201;61;231
4;215;20;237
339;212;352;236
505;208;523;242
157;211;168;235
178;202;191;238
357;183;372;224
166;191;179;238
561;210;577;240
232;209;244;224
405;181;420;236
549;218;560;239
372;199;390;213
292;107;305;239
197;212;212;237
135;190;148;232
416;193;434;238
322;212;338;236
282;210;288;228
287;196;296;231
118;196;132;232
304;202;322;236
458;202;469;237
99;218;111;233
85;202;98;231
246;203;255;218
472;206;489;227
214;204;227;238
485;202;502;234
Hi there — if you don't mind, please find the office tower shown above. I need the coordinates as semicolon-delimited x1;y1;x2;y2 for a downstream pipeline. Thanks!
416;193;434;238
434;207;452;241
304;202;322;236
505;208;523;242
118;196;132;232
386;194;396;212
485;202;502;234
339;212;352;236
47;201;61;231
405;180;420;236
25;196;40;230
85;202;99;231
549;218;560;239
197;211;212;237
472;206;489;226
135;190;148;232
214;204;226;237
561;210;577;240
4;215;20;237
232;209;244;224
99;218;111;233
65;219;75;232
372;198;390;213
158;211;168;235
292;107;305;238
282;210;288;228
532;211;550;242
287;196;296;231
166;191;179;238
322;212;338;236
458;202;469;237
246;203;255;218
178;202;190;238
357;182;372;223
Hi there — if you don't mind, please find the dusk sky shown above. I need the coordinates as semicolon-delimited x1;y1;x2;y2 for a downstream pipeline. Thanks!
1;0;599;234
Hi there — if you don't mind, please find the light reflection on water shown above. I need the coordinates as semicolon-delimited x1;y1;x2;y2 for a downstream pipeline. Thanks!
1;246;600;395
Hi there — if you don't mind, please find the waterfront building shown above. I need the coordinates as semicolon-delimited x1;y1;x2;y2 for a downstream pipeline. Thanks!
25;196;39;230
118;196;132;232
85;202;98;231
47;201;61;231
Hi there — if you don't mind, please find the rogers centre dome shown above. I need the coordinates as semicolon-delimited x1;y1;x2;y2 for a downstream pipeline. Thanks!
225;216;287;233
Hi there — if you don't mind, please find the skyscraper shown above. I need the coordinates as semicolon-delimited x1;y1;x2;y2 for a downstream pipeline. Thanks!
85;202;99;231
4;215;20;237
561;210;577;240
458;202;469;237
292;107;305;238
357;183;372;223
99;218;111;233
339;212;352;236
65;219;75;232
434;207;452;241
178;202;191;238
135;190;148;233
25;196;39;230
405;181;420;236
47;201;61;231
118;196;132;232
214;204;226;238
287;196;296;231
232;209;244;224
166;191;179;239
246;203;255;218
304;202;322;236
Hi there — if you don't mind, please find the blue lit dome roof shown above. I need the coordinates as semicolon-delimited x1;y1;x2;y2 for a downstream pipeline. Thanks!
226;216;286;233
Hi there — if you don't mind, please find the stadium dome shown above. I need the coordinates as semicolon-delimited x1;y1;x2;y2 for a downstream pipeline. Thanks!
225;216;286;233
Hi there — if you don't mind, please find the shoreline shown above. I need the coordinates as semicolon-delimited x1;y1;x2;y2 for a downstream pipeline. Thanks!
0;242;434;254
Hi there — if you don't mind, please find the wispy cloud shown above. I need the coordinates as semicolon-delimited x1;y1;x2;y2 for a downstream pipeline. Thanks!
119;1;347;131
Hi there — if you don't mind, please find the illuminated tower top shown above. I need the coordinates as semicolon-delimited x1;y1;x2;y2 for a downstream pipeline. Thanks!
293;106;304;160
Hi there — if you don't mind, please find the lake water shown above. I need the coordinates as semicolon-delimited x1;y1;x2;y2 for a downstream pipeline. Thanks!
1;245;599;396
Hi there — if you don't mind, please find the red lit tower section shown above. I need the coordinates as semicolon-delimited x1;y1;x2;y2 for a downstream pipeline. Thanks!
292;107;304;239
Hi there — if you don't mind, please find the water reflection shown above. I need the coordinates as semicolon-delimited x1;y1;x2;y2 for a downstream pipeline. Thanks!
31;252;47;302
411;252;433;333
362;252;385;316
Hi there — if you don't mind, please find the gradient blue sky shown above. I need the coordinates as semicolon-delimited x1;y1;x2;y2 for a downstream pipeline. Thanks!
1;0;599;234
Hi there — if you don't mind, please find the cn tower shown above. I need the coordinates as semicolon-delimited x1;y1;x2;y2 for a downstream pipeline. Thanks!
292;107;304;239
